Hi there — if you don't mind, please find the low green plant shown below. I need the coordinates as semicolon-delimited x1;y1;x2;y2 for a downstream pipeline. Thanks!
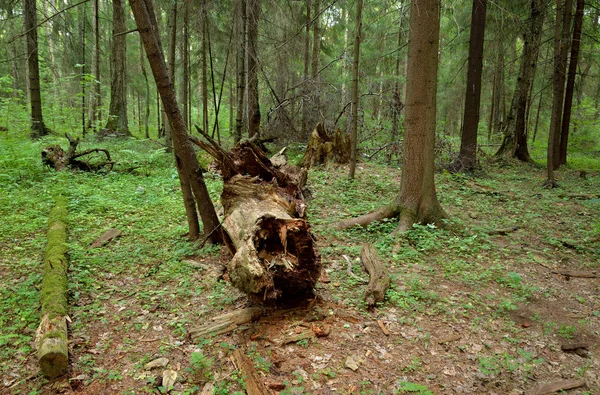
396;381;434;395
188;351;214;383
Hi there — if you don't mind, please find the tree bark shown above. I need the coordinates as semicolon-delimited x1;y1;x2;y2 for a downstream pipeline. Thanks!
302;0;312;139
235;0;247;144
389;3;406;163
337;0;446;231
361;243;390;308
164;0;177;148
455;0;487;172
201;0;209;134
23;0;49;138
547;0;572;185
140;37;150;139
311;0;321;121
104;0;130;136
496;0;545;162
181;2;189;130
36;197;69;379
247;0;261;138
130;0;220;243
87;0;102;132
559;0;584;166
348;0;363;180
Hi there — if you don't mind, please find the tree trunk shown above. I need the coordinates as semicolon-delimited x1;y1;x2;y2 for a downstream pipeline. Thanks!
301;0;312;139
559;0;584;166
23;0;49;138
130;0;220;243
247;0;261;138
455;0;487;172
104;0;130;136
311;0;321;122
140;37;150;139
181;2;189;130
348;0;363;180
235;0;246;144
87;0;101;132
496;0;545;162
202;0;209;133
164;0;177;148
78;3;86;136
337;0;446;231
389;4;405;163
547;0;572;185
36;198;69;379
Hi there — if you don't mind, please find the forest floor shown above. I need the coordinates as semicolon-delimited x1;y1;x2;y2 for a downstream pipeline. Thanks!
1;133;599;395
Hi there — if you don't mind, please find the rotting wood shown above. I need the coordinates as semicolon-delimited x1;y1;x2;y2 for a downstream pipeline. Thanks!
551;269;598;278
90;228;122;248
360;244;390;307
279;328;314;345
190;307;263;341
376;320;390;336
191;127;320;302
487;226;519;236
36;196;69;379
42;133;114;172
526;379;586;395
232;349;269;395
303;122;351;168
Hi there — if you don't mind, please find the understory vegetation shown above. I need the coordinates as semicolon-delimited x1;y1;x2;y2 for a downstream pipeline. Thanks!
1;130;599;394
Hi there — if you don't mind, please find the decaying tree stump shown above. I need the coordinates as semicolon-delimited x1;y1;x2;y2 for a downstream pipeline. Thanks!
303;122;351;168
42;133;114;172
36;197;69;379
361;243;390;307
191;128;320;302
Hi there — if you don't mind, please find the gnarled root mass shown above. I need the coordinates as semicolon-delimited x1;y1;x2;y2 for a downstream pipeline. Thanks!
42;133;114;172
191;129;320;302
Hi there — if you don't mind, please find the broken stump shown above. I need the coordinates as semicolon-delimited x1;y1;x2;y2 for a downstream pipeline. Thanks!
302;122;351;168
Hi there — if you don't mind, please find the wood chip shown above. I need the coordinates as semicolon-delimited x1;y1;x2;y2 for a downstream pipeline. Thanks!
279;329;314;345
376;320;390;336
90;228;122;248
437;334;461;344
265;380;286;390
311;324;331;338
526;379;586;395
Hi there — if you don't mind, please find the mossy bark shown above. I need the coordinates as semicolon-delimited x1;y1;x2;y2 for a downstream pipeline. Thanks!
36;197;69;379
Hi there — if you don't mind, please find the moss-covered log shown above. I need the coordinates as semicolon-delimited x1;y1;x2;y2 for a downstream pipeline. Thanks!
36;197;69;379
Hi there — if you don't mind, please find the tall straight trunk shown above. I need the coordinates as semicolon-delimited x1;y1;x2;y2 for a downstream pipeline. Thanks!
496;0;545;161
348;0;363;180
235;0;246;143
201;0;209;133
492;42;505;137
164;0;177;147
311;0;321;122
456;0;487;172
301;0;312;138
130;0;221;243
390;4;405;161
79;3;86;136
8;9;22;100
181;2;189;130
23;0;49;138
246;0;260;138
105;0;130;135
548;0;572;177
559;0;584;166
87;0;101;132
140;37;150;138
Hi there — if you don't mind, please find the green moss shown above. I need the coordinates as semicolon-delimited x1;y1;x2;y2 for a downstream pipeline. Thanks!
41;197;69;318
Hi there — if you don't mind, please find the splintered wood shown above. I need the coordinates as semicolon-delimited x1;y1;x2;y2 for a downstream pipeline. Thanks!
191;130;321;302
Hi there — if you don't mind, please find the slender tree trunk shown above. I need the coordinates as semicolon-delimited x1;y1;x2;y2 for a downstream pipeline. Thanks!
348;0;363;180
87;0;101;132
496;0;544;161
235;0;246;143
201;0;209;133
105;0;130;136
301;0;312;139
130;0;221;243
311;0;321;123
23;0;49;138
140;37;150;138
456;0;487;172
164;0;177;148
247;0;260;138
79;4;86;136
559;0;584;166
390;4;405;162
181;2;189;130
547;0;572;184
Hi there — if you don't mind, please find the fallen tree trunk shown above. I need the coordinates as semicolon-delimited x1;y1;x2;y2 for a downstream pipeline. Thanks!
42;133;114;172
36;197;69;379
191;128;320;302
361;243;390;307
303;122;351;168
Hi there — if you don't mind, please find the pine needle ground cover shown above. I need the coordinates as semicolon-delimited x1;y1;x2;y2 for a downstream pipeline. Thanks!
1;132;599;394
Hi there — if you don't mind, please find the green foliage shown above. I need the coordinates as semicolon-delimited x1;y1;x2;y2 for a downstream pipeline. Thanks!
395;381;434;395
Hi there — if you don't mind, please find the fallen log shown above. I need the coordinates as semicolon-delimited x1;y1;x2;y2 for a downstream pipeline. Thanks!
189;307;263;341
232;349;269;395
303;122;351;168
191;128;320;302
526;379;586;395
42;133;114;172
360;243;390;307
36;197;69;379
